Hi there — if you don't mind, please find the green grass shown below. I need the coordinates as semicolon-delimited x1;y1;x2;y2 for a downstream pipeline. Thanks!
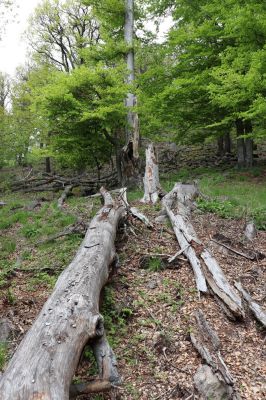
161;166;266;230
0;342;7;370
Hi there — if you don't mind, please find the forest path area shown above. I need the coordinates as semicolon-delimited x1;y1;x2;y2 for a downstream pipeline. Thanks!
0;168;265;399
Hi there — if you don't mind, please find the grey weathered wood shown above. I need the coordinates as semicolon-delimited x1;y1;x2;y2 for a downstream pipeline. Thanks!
163;183;245;317
191;309;237;397
119;188;153;228
58;185;73;209
142;143;161;204
244;221;257;241
164;205;207;293
234;281;266;327
201;250;244;319
0;188;125;400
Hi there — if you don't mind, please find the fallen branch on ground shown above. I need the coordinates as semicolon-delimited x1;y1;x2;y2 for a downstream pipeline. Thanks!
234;282;266;327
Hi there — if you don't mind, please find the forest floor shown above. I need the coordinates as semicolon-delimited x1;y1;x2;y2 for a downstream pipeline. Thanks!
0;166;265;399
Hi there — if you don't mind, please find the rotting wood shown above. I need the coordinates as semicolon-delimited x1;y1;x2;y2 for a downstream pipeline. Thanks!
234;281;266;327
58;185;73;209
164;204;207;293
9;172;118;194
201;250;244;319
120;188;153;228
191;309;239;399
162;183;245;318
162;183;207;293
142;143;161;204
0;187;125;400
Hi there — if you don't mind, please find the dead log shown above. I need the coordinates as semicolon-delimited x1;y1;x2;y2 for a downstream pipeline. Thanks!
164;204;207;293
142;143;161;204
234;282;266;327
0;187;125;400
162;183;244;318
57;185;73;209
191;309;239;399
201;250;244;318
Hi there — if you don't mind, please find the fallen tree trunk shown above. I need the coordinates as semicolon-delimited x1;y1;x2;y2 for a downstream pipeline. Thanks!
0;188;125;400
162;183;207;293
162;183;244;318
142;143;161;204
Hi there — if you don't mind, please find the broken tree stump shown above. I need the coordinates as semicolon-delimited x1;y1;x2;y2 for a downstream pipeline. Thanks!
191;309;239;399
57;185;73;209
142;143;161;204
0;188;125;400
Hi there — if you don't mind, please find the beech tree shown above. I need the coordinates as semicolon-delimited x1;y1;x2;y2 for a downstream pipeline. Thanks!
28;0;100;72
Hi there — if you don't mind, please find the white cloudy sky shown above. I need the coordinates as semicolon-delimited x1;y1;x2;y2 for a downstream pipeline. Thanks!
0;1;172;76
0;0;41;76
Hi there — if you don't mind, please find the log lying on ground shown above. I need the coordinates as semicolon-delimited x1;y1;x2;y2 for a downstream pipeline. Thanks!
234;282;266;327
162;183;207;293
141;143;162;204
9;172;118;194
162;183;244;318
0;188;125;400
58;185;73;209
191;310;239;400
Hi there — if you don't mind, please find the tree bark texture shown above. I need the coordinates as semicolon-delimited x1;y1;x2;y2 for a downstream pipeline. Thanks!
235;119;253;167
0;188;124;400
162;183;244;318
122;0;140;185
142;143;161;204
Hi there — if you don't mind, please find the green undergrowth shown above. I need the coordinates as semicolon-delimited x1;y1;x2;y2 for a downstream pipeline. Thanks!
0;342;8;370
0;191;98;289
160;166;266;230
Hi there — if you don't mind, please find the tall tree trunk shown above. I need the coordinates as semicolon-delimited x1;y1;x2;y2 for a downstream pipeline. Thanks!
244;120;253;168
224;132;231;154
122;0;140;186
217;136;224;156
46;157;51;173
235;119;246;168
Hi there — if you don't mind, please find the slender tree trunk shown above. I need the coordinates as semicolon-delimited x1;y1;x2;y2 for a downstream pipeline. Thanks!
224;132;231;154
235;119;246;168
46;157;51;173
244;120;253;168
122;0;140;186
217;136;224;156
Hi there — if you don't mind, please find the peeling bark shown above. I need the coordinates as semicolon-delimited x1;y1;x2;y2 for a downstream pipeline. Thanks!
0;188;124;400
